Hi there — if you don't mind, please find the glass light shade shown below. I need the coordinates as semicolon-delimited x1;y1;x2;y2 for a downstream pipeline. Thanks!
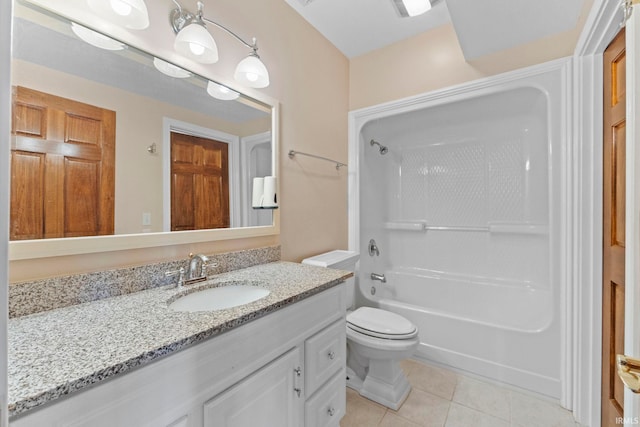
234;55;270;88
87;0;150;30
71;23;125;51
206;81;240;101
174;23;218;64
153;58;191;78
401;0;431;16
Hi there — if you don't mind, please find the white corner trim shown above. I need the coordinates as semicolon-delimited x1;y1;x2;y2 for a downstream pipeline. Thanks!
571;0;624;425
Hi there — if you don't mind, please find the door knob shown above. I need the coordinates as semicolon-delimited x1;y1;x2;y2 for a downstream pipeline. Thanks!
617;354;640;393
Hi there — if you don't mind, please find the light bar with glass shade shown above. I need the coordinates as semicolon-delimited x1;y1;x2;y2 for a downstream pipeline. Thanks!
87;0;149;30
153;58;191;78
392;0;432;17
207;81;240;101
170;0;270;88
71;22;125;50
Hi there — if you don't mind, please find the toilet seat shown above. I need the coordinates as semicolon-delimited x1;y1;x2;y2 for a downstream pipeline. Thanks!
347;307;417;340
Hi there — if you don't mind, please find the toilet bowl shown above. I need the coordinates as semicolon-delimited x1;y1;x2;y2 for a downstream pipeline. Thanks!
302;251;419;410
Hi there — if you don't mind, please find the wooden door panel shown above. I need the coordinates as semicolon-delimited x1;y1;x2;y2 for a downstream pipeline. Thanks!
602;28;626;427
64;159;100;237
12;102;45;137
608;280;626;414
11;86;115;239
171;173;196;231
613;120;626;247
10;151;44;240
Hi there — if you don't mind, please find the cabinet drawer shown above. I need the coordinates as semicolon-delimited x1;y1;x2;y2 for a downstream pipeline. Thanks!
305;319;345;396
304;370;345;427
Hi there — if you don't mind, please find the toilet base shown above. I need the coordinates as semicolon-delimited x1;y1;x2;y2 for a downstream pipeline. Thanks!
345;361;411;410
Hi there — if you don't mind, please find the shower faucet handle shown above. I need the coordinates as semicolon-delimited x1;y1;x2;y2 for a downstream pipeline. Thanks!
368;239;380;257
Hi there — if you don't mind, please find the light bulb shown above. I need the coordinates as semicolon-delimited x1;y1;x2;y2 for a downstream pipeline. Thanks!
189;42;205;56
110;0;132;16
246;73;258;82
401;0;431;16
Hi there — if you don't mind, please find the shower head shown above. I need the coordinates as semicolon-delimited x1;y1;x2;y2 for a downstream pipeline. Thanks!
369;139;389;155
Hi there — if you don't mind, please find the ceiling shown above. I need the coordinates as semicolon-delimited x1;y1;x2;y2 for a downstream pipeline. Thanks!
283;0;586;60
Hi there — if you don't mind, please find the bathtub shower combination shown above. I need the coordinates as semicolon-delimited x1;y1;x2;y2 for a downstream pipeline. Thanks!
349;60;568;400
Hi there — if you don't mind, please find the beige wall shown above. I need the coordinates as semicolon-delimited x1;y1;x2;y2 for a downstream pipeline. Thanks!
349;0;593;110
9;0;350;281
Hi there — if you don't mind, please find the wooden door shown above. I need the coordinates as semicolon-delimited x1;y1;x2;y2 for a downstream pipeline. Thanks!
10;86;115;240
602;28;626;427
170;132;229;231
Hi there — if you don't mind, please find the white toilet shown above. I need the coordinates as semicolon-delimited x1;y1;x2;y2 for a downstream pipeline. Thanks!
302;250;419;410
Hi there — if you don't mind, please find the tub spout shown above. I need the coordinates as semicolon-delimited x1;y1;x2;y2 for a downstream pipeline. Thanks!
370;272;386;283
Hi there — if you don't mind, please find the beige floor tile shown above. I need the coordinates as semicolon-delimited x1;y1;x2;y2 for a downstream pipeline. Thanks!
510;391;575;427
391;388;450;427
452;376;511;421
340;388;386;427
407;361;458;400
379;412;422;427
444;402;509;427
401;359;420;376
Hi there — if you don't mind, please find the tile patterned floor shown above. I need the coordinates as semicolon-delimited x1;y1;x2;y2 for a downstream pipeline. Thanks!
340;359;580;427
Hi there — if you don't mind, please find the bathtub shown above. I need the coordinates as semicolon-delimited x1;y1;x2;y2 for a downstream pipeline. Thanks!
349;59;569;400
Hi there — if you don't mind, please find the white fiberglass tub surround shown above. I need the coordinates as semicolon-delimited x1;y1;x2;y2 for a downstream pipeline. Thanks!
349;60;569;400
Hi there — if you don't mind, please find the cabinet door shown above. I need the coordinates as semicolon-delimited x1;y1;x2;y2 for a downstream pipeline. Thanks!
204;348;302;427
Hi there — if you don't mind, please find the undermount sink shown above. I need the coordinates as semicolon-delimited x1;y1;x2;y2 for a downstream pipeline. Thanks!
168;284;270;312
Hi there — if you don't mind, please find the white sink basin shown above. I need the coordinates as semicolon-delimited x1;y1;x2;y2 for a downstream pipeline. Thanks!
169;285;270;312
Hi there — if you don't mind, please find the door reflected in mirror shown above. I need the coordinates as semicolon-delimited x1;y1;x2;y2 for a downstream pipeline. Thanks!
10;2;274;241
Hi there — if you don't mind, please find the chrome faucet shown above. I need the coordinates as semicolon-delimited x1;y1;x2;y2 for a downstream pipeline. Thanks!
186;253;209;284
368;239;380;257
370;272;386;283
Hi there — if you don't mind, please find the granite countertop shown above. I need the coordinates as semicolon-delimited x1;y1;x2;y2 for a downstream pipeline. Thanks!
8;261;351;418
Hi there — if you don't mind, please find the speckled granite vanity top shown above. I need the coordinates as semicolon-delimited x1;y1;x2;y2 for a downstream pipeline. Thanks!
8;261;351;417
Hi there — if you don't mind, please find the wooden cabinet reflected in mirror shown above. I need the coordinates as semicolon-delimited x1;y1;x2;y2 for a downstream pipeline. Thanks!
11;86;115;240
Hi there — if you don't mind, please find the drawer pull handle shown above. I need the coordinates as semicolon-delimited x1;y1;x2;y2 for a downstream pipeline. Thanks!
327;407;336;417
293;367;302;398
327;351;335;360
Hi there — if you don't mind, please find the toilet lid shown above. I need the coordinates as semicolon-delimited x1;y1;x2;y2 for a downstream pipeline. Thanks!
347;307;417;340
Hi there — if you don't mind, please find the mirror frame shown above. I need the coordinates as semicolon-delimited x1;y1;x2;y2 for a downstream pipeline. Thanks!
8;0;280;261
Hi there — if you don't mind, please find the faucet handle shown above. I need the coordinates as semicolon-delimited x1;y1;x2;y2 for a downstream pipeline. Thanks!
165;267;185;288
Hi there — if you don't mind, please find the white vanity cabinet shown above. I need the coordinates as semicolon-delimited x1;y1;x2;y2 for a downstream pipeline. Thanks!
10;283;346;427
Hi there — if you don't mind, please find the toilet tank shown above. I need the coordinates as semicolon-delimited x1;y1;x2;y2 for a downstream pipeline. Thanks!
302;250;359;309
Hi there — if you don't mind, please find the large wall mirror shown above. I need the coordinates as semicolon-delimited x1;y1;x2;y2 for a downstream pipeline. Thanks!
9;1;279;260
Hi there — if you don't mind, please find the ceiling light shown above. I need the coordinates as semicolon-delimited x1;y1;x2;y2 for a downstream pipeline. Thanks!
207;81;240;101
393;0;432;17
71;23;125;51
153;58;191;78
87;0;150;30
170;0;271;88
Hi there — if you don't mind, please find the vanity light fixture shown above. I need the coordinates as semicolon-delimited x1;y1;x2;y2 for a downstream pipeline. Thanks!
71;22;125;51
170;0;270;88
393;0;432;17
87;0;150;30
153;57;191;78
207;81;240;101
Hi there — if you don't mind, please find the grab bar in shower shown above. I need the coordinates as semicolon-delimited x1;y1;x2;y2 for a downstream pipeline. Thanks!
383;222;548;235
288;150;347;170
